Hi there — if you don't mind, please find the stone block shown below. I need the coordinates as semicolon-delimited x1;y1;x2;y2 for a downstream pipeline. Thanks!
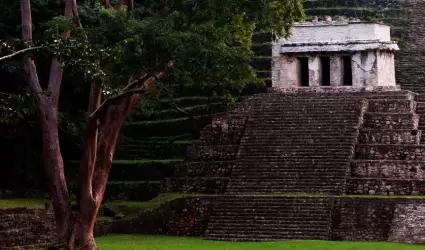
351;160;425;179
346;178;425;195
363;113;419;130
358;129;421;144
367;99;416;113
355;144;425;161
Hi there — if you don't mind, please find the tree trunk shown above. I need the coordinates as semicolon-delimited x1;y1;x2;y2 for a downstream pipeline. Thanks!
38;96;75;243
75;98;135;250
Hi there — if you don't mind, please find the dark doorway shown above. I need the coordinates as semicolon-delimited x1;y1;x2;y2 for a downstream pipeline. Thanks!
320;57;331;86
343;56;353;86
299;57;309;87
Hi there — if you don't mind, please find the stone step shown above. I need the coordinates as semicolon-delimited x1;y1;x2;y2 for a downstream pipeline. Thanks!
363;113;419;129
251;107;360;111
238;145;353;150
214;200;330;204
232;166;347;172
241;136;358;141
252;111;359;116
232;172;347;178
198;132;244;145
235;159;349;163
351;160;425;179
247;121;360;126
208;218;330;224
238;152;353;158
238;144;354;149
203;235;329;241
227;178;345;186
232;169;347;174
187;145;239;161
355;144;425;161
205;227;330;235
367;99;416;113
242;131;358;136
358;129;421;144
161;177;229;194
238;156;352;160
210;212;330;217
213;197;331;203
226;186;343;194
232;166;347;171
205;226;330;233
175;161;234;177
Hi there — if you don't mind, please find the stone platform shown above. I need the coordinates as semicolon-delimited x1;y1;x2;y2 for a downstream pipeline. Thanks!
162;89;425;243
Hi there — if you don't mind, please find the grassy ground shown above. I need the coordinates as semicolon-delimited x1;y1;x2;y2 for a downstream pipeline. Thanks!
96;235;424;250
0;198;49;208
1;193;425;209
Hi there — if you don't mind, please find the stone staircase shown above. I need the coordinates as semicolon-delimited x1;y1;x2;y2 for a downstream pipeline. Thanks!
161;103;252;193
226;93;366;195
204;196;333;241
0;208;58;249
202;90;424;241
347;91;425;195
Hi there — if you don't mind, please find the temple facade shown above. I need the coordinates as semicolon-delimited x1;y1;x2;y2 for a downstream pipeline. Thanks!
272;19;400;89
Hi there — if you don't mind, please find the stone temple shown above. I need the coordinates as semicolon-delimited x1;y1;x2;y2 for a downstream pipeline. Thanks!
272;20;399;89
161;19;425;243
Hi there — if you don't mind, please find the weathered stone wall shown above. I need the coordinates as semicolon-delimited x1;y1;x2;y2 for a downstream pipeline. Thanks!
97;197;216;237
0;208;58;249
161;102;252;194
332;198;395;241
389;203;425;243
122;196;425;244
332;198;425;243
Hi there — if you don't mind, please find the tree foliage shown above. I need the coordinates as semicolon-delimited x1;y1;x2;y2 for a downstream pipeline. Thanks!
1;0;304;249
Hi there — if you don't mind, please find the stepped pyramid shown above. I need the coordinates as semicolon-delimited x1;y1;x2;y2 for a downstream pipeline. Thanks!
162;21;425;242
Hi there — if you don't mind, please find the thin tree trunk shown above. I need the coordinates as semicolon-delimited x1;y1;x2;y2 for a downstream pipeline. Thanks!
76;94;138;249
20;0;75;245
39;96;75;243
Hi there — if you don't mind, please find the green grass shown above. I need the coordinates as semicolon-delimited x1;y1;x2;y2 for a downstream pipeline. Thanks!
0;198;50;208
96;235;424;250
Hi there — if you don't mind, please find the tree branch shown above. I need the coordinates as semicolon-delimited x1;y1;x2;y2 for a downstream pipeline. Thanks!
47;0;74;103
20;0;42;93
89;86;147;122
0;46;43;61
89;61;175;121
79;82;102;206
71;0;83;29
